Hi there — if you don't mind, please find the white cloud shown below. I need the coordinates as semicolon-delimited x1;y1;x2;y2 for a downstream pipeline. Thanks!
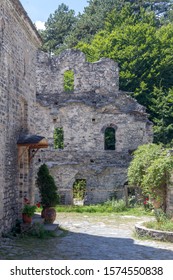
35;21;46;30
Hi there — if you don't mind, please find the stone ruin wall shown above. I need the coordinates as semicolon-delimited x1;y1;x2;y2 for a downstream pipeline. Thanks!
0;0;41;234
35;50;153;205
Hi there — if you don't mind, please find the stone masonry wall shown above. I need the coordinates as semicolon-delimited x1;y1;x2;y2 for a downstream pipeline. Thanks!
0;0;41;234
35;49;153;205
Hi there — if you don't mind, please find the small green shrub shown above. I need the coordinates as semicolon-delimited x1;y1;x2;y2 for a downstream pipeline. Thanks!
105;199;127;212
36;164;59;207
154;209;168;223
26;223;57;239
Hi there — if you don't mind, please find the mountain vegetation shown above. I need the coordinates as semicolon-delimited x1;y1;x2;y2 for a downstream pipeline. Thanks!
40;0;173;145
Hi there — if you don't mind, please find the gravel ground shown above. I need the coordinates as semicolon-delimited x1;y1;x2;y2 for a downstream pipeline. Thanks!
1;213;173;260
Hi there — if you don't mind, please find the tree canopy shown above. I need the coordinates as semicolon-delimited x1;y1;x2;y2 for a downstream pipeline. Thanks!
76;5;173;144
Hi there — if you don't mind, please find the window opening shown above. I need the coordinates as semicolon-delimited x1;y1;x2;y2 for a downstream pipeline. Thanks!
104;127;116;150
64;70;74;92
73;179;86;205
54;127;64;149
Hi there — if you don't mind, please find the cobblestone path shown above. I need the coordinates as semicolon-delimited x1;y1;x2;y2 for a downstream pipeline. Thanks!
1;213;173;260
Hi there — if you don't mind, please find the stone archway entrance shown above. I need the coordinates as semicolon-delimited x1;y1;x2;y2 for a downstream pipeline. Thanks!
73;179;86;205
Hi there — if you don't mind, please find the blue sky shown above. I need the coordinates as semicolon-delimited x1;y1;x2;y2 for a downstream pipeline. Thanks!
20;0;89;23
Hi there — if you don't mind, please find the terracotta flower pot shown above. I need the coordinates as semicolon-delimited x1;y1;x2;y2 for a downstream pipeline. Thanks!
22;213;32;224
41;206;46;218
44;207;56;224
151;198;161;209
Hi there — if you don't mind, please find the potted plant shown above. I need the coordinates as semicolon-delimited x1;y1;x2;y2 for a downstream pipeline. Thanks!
36;164;59;224
22;204;37;224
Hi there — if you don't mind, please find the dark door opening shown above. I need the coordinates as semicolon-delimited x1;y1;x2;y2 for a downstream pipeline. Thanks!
73;179;86;205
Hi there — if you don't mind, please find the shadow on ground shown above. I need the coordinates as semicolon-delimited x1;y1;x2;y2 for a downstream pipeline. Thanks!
1;229;173;260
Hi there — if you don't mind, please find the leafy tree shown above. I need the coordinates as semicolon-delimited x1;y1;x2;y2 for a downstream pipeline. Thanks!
149;87;173;144
41;3;77;54
128;144;173;211
76;6;173;144
41;1;173;50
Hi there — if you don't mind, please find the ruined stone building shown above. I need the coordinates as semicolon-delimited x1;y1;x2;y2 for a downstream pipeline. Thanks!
35;50;153;205
0;0;153;235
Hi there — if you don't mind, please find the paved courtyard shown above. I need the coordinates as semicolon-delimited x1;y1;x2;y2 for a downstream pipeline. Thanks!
1;213;173;260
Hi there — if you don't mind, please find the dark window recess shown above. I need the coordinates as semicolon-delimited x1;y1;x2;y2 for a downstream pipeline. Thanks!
104;127;116;150
54;127;64;149
92;118;95;122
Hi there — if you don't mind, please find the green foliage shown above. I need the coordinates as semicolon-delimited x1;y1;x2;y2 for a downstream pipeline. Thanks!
41;3;78;54
142;153;173;196
76;5;173;144
104;199;127;212
145;208;173;232
150;87;173;144
128;143;173;210
73;179;86;200
145;220;173;232
54;128;64;149
26;223;57;239
128;143;163;187
36;164;59;207
154;208;169;223
64;70;74;92
55;199;152;216
22;204;36;217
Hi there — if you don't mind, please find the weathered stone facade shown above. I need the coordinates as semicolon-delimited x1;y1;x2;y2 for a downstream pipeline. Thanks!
0;0;42;234
35;50;153;205
3;0;169;236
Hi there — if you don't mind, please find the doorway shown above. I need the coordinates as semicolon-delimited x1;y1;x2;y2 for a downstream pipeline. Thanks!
73;179;86;205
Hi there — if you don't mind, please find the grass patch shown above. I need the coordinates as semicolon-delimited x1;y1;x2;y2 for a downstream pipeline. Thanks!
144;209;173;232
55;200;153;217
144;220;173;232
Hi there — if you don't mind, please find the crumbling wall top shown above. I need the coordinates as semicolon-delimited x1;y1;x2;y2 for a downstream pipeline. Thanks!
36;49;119;96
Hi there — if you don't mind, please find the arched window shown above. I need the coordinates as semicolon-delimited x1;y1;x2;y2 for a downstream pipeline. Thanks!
104;127;116;150
54;127;64;149
64;70;74;92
